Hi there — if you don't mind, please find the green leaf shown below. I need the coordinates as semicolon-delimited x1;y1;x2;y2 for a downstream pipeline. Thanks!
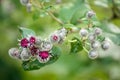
70;37;83;54
22;60;44;71
19;27;36;38
97;35;105;42
99;22;120;46
47;46;61;64
22;46;61;71
59;0;89;23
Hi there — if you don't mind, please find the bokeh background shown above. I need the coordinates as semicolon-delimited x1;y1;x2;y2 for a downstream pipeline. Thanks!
0;0;120;80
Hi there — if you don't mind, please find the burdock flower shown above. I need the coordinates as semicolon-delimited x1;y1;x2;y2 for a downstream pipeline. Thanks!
88;49;98;59
20;48;31;61
29;45;39;56
79;28;88;37
86;10;96;18
20;38;29;48
58;28;67;39
37;51;51;63
8;48;21;59
41;40;53;51
50;32;61;43
29;36;36;44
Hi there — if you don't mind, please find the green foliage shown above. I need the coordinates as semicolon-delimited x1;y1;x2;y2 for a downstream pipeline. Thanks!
70;37;83;54
0;0;120;80
59;0;89;24
19;27;36;38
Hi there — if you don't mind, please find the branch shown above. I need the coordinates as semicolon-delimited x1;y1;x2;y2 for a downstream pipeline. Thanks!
35;0;64;25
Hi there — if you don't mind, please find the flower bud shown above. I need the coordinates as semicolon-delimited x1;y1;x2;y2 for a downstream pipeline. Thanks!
86;10;95;18
29;36;36;44
94;27;102;35
20;48;31;61
88;33;96;42
102;41;110;50
50;32;60;43
88;50;98;59
58;28;67;39
79;28;88;37
8;48;21;59
35;37;42;45
41;40;53;51
91;41;100;49
20;38;29;48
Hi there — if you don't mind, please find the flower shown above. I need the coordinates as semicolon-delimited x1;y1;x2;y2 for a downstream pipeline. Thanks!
79;28;88;37
8;48;21;59
37;51;51;63
29;36;36;44
88;33;96;42
86;10;95;18
102;40;110;50
94;27;102;35
41;40;53;51
20;38;29;48
91;41;100;49
29;45;39;56
50;32;61;43
88;49;98;59
20;48;31;61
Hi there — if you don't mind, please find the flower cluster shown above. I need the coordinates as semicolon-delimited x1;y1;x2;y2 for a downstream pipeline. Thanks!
8;28;67;63
79;27;110;59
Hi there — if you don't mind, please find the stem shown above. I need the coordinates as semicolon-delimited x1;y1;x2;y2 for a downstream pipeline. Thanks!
46;11;64;25
83;46;89;53
37;1;64;25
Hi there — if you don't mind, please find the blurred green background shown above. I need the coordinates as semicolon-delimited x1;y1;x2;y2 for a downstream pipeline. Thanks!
0;0;120;80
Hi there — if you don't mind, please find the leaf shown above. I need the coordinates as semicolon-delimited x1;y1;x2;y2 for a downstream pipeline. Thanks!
70;37;83;54
99;22;120;46
19;27;36;38
47;46;61;64
59;0;89;23
97;35;105;42
22;46;61;71
22;60;44;71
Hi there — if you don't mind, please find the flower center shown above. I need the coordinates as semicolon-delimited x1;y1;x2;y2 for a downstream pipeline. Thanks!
20;38;29;48
29;45;38;56
30;36;36;44
53;35;58;41
39;51;49;59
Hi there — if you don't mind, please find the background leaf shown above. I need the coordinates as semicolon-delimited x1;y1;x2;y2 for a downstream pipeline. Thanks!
19;27;36;38
59;0;89;24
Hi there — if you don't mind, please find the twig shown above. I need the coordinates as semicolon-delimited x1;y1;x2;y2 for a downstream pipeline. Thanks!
39;1;64;25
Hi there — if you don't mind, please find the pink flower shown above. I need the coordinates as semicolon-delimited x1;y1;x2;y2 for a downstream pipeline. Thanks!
37;51;51;63
39;51;49;59
29;45;38;56
29;36;36;44
20;38;29;48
